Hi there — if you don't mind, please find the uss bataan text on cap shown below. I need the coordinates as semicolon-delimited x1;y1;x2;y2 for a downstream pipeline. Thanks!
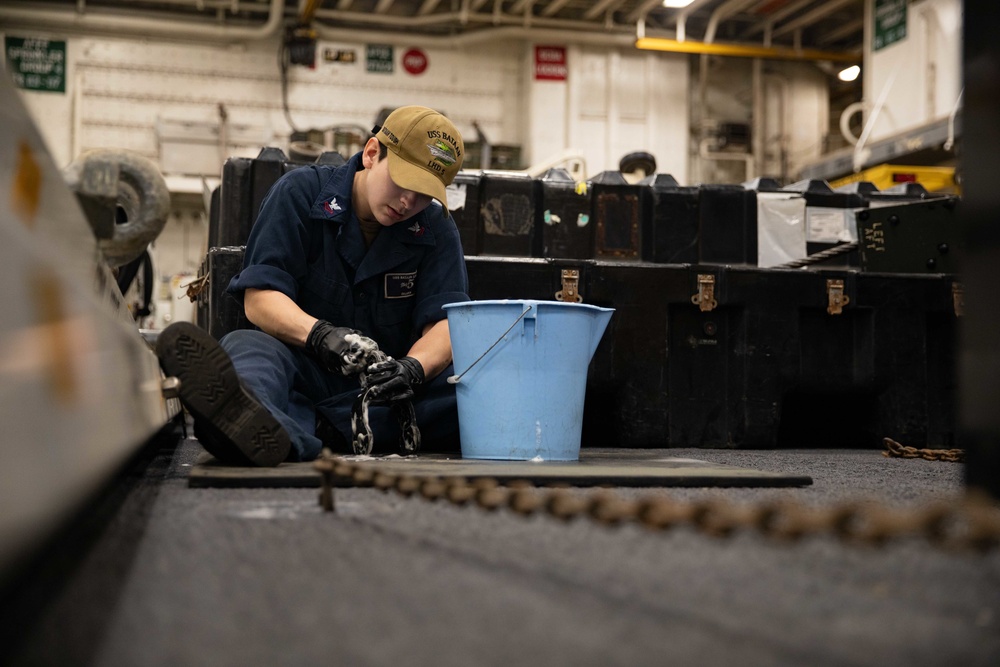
374;106;464;217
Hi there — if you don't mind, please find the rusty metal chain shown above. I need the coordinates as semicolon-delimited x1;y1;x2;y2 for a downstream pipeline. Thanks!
313;450;1000;552
883;437;965;463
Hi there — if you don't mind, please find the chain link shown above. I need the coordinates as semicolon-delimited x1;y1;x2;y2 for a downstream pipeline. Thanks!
313;449;1000;552
882;437;965;462
777;242;858;269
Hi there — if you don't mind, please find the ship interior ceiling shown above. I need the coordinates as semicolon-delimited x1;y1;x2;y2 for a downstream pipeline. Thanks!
3;0;919;178
2;0;867;48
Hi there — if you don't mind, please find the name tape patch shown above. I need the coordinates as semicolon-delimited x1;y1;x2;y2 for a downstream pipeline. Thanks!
385;271;417;299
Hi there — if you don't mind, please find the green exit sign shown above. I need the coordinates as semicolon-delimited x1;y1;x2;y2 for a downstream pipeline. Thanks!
874;0;907;51
5;36;66;93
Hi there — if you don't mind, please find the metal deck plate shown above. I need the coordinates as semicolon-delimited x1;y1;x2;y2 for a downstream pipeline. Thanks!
187;449;813;489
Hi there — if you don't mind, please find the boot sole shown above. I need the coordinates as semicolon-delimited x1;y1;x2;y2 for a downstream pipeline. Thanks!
157;322;290;467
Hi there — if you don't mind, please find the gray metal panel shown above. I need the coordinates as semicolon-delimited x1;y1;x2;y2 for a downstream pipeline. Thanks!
798;116;961;182
0;72;173;579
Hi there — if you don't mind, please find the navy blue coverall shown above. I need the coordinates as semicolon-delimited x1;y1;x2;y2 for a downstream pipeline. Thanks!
224;152;470;461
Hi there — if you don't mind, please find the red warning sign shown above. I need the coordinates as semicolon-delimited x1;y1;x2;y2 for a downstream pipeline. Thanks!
534;45;567;81
402;48;428;75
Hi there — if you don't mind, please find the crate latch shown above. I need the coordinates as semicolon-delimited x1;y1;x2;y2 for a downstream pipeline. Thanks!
691;274;718;312
183;273;210;303
952;282;964;317
555;269;583;303
826;279;850;315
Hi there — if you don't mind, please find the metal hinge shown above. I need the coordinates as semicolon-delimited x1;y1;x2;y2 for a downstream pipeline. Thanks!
826;279;850;315
555;269;583;303
952;282;964;317
691;274;718;312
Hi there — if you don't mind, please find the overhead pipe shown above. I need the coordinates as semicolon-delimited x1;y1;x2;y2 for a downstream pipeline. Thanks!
311;8;669;47
670;0;717;43
770;0;857;40
634;36;857;61
584;0;627;22
739;0;815;42
418;0;445;16
0;0;286;41
0;0;668;48
704;0;760;44
121;0;268;9
313;7;638;33
313;20;642;48
540;0;572;19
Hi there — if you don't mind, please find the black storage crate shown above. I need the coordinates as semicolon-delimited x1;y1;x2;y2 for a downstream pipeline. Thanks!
855;197;961;274
212;147;346;249
478;171;539;257
447;171;483;256
465;256;958;449
589;171;643;260
212;147;290;249
697;184;758;265
537;168;593;259
195;245;252;340
641;173;699;264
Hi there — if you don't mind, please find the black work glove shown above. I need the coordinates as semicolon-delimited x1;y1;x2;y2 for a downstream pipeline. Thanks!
364;356;425;404
305;320;370;376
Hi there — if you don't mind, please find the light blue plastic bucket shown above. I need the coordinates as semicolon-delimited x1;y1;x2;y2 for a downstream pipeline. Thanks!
443;299;614;461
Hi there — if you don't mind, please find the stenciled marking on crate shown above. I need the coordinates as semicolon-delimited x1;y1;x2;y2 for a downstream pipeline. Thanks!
482;193;533;236
864;220;886;253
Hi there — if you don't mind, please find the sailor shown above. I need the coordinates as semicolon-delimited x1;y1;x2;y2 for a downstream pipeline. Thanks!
157;106;468;465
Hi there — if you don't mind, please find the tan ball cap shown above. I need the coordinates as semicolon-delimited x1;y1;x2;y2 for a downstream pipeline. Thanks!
374;106;464;217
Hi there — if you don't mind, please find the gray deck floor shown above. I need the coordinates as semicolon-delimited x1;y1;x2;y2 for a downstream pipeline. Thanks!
8;435;1000;667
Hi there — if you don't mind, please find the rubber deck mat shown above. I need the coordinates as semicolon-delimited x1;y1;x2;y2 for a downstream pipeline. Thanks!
187;449;813;489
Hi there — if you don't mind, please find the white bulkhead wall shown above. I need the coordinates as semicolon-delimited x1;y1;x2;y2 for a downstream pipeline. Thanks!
864;0;962;143
525;45;690;183
10;34;525;173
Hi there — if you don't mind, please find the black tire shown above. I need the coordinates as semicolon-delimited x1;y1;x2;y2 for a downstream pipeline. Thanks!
619;151;657;176
289;140;326;162
65;149;170;267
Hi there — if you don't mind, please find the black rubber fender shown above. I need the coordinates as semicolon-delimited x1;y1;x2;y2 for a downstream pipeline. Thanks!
619;151;657;176
65;149;170;267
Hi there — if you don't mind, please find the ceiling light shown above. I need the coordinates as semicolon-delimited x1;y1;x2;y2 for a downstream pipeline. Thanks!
838;65;860;82
662;0;696;7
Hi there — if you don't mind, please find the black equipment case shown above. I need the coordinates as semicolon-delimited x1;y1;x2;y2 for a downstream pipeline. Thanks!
211;147;346;248
195;151;960;450
464;256;959;450
195;246;251;340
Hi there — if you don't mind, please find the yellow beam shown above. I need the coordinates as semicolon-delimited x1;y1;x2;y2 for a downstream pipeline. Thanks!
635;37;858;63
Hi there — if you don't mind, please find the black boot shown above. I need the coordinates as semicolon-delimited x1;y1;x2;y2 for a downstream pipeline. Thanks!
156;322;290;467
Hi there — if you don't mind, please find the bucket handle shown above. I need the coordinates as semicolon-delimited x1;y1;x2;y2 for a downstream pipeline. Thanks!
447;305;533;384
